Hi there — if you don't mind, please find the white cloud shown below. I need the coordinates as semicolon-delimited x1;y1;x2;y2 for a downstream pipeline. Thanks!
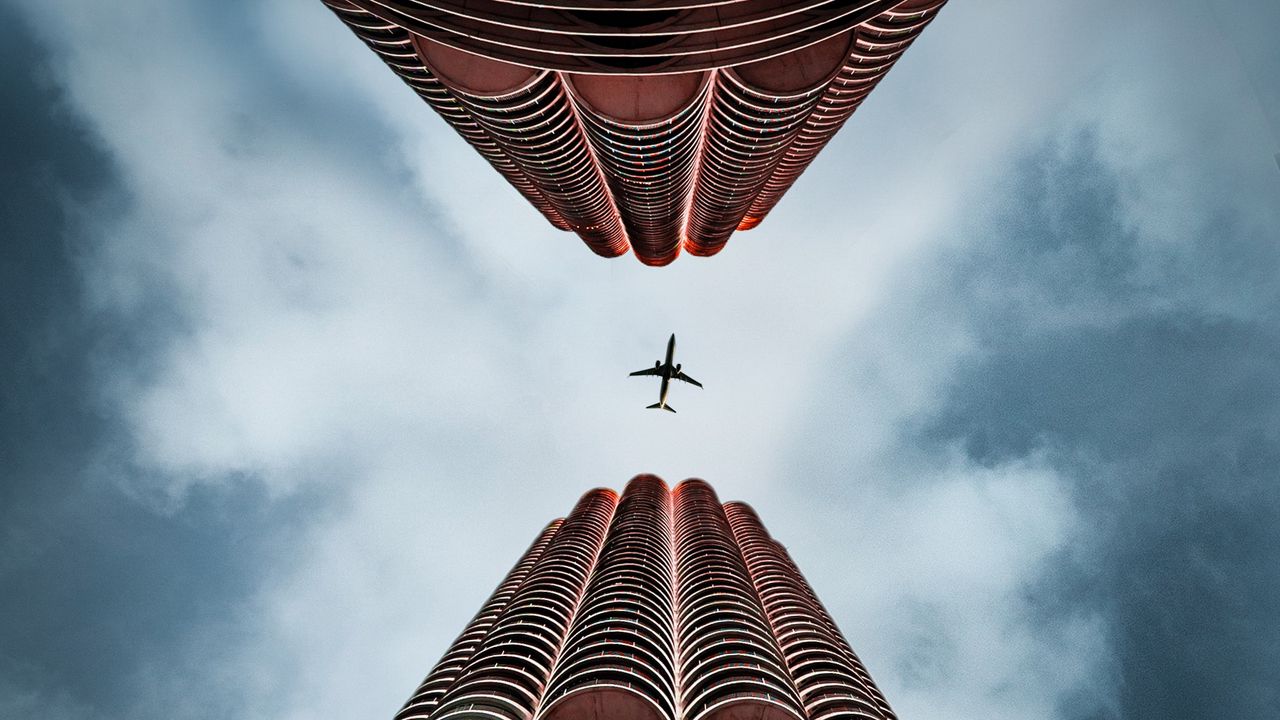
784;451;1110;720
12;0;1278;718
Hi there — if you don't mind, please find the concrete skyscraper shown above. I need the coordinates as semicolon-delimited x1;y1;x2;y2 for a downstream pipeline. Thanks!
322;0;946;265
395;476;896;720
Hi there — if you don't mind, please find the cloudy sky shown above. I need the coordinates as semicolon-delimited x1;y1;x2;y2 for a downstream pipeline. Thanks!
3;0;1278;718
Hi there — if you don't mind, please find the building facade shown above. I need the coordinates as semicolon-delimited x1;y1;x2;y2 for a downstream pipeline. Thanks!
395;476;896;720
322;0;946;265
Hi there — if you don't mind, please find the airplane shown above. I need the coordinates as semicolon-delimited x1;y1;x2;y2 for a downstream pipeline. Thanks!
629;333;702;413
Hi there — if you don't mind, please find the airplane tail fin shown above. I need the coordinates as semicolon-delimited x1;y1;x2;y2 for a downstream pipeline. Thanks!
646;403;677;414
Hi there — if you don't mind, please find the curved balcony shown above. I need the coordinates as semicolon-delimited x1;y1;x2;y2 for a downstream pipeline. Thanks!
572;592;674;627
467;651;554;683
682;658;799;706
499;598;576;625
808;704;884;720
527;563;596;593
553;646;674;689
804;687;883;715
432;680;538;720
541;683;671;720
684;673;803;711
448;674;541;701
681;621;785;661
589;577;675;616
569;615;676;659
681;645;795;687
802;687;881;716
686;688;808;720
679;594;773;629
772;617;847;643
505;585;581;614
432;703;526;720
545;658;676;711
789;655;867;686
482;620;568;654
680;586;772;618
561;628;674;682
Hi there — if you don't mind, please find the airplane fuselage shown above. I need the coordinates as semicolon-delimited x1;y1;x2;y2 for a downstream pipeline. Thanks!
630;333;699;413
655;334;677;409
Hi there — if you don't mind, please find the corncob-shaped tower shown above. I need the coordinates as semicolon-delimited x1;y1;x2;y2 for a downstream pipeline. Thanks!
396;476;896;720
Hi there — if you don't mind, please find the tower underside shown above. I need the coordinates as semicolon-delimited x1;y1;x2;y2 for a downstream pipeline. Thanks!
323;0;945;264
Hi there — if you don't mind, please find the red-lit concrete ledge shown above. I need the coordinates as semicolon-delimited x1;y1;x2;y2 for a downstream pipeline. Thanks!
393;476;899;720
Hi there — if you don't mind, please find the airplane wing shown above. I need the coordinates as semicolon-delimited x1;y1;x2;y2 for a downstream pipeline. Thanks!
629;367;663;377
675;371;702;388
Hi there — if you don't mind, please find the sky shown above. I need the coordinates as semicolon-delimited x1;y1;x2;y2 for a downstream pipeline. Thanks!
1;0;1278;719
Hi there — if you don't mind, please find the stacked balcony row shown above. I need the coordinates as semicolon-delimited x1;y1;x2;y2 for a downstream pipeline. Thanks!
397;520;564;720
724;504;897;720
542;475;678;720
430;489;618;720
683;31;850;256
568;74;712;265
322;0;571;230
395;477;896;720
742;0;947;228
415;38;632;257
672;480;805;720
406;37;852;264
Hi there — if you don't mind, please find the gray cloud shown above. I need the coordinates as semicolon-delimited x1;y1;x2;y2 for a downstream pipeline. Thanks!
3;1;1279;719
0;9;322;718
922;138;1280;719
790;123;1280;718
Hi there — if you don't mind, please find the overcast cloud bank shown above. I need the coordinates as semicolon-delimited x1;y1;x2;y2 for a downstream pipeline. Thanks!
2;0;1278;719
